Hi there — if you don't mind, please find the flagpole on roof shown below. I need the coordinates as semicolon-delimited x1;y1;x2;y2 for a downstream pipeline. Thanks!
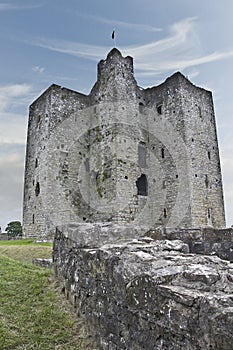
111;29;116;47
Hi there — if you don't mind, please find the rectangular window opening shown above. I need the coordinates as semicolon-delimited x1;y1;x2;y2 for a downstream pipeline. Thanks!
161;148;165;159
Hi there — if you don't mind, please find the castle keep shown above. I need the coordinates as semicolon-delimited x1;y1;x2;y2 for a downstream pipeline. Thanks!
23;48;225;238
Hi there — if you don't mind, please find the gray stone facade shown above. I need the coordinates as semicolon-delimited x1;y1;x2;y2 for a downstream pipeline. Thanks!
23;48;225;238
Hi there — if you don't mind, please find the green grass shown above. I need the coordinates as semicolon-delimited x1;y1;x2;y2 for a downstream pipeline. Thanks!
0;238;52;246
0;239;53;265
0;243;94;349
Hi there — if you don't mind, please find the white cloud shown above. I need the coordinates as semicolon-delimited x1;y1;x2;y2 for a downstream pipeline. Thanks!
0;83;32;112
0;83;31;230
0;3;42;11
32;65;45;73
219;147;233;226
33;38;108;61
29;17;233;78
80;13;162;32
0;143;25;230
0;112;27;144
0;83;31;97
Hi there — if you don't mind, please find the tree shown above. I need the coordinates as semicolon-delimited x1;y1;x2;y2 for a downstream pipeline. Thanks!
5;221;23;237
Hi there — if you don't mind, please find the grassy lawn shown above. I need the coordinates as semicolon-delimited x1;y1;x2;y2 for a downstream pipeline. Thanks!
0;239;53;264
0;240;94;349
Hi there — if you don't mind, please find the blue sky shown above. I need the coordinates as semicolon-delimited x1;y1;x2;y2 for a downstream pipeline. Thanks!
1;0;233;230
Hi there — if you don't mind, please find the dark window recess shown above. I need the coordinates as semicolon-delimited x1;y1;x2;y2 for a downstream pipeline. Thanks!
35;158;38;168
157;105;162;115
208;151;211;160
207;208;211;219
205;175;209;188
161;148;165;159
32;214;35;224
198;106;202;118
136;174;148;196
125;175;128;179
164;208;167;218
35;182;40;196
162;180;166;189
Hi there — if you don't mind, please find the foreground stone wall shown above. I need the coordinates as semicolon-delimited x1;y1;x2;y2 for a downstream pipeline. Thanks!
53;224;233;350
148;226;233;262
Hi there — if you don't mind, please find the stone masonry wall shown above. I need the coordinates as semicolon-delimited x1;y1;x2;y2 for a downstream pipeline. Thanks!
53;223;233;350
23;85;88;237
23;49;225;238
148;226;233;261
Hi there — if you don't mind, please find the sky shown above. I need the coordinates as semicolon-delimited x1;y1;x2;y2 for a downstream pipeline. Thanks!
0;0;233;231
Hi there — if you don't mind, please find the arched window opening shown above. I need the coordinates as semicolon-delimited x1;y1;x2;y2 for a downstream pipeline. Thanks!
139;102;144;113
136;174;148;196
35;158;38;168
164;208;167;218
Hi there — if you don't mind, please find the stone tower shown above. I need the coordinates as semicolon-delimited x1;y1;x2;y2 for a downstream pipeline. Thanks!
23;48;225;238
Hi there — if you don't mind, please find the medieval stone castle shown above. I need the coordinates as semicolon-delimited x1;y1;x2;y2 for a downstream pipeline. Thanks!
23;49;233;350
23;48;225;238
